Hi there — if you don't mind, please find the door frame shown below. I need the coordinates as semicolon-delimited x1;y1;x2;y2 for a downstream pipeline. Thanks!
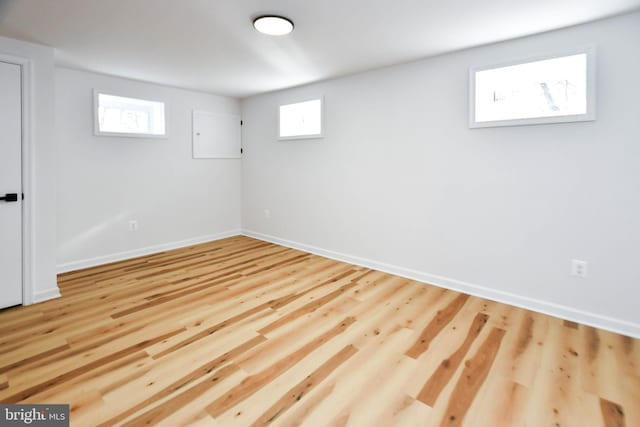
0;53;34;305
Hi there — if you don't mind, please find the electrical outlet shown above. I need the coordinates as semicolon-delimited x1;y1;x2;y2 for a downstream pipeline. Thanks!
264;209;271;219
128;220;139;231
571;259;587;278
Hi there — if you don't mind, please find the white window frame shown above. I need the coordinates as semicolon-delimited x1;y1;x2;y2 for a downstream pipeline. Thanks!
469;46;596;128
278;96;324;141
93;90;168;138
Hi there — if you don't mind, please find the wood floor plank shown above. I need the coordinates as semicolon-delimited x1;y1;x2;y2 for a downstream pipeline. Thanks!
251;344;358;426
405;294;470;359
25;351;152;405
600;397;626;427
417;312;489;406
469;378;529;427
0;340;70;375
205;316;357;418
258;280;360;335
438;327;506;427
97;335;267;426
3;327;185;403
0;236;637;426
0;374;8;391
123;364;243;426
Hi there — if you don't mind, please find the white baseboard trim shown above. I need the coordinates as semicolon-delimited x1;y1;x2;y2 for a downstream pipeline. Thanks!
57;229;242;274
32;287;61;304
242;229;640;339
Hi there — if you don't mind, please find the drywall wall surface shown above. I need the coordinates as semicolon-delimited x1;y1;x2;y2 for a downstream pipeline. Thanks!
241;12;640;335
56;68;241;270
0;36;58;302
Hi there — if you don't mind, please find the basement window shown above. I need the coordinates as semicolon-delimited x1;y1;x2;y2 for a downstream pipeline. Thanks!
94;91;167;137
279;98;323;140
469;48;595;128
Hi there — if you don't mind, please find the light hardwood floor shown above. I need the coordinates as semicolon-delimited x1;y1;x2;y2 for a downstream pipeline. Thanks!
0;236;638;426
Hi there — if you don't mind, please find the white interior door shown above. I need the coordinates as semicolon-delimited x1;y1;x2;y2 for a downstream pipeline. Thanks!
0;60;23;309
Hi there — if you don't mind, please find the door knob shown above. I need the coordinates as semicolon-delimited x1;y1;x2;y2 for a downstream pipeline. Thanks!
0;193;18;202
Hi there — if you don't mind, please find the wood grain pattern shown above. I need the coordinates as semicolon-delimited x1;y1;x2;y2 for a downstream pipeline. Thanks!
439;327;506;427
96;335;267;427
205;316;357;417
405;294;469;359
3;328;185;403
251;344;358;426
417;312;489;406
600;398;626;427
0;235;637;426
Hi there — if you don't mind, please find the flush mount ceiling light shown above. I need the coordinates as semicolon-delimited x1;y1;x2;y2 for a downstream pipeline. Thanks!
253;15;294;36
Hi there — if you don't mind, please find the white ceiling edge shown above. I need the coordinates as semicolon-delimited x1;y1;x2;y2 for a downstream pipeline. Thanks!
232;10;637;100
2;1;638;99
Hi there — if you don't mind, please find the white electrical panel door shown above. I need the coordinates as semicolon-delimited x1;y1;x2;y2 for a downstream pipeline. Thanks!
193;111;241;159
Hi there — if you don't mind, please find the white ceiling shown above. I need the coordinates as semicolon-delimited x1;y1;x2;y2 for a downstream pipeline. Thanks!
0;0;639;98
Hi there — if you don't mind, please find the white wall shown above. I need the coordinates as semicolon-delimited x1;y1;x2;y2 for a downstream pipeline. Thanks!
56;68;241;271
241;12;640;337
0;36;58;302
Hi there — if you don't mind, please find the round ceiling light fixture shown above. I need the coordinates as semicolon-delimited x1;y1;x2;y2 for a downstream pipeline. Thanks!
253;15;294;36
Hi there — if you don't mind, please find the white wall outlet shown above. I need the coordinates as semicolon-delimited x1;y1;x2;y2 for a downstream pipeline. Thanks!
571;259;587;278
264;209;271;219
128;220;139;231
